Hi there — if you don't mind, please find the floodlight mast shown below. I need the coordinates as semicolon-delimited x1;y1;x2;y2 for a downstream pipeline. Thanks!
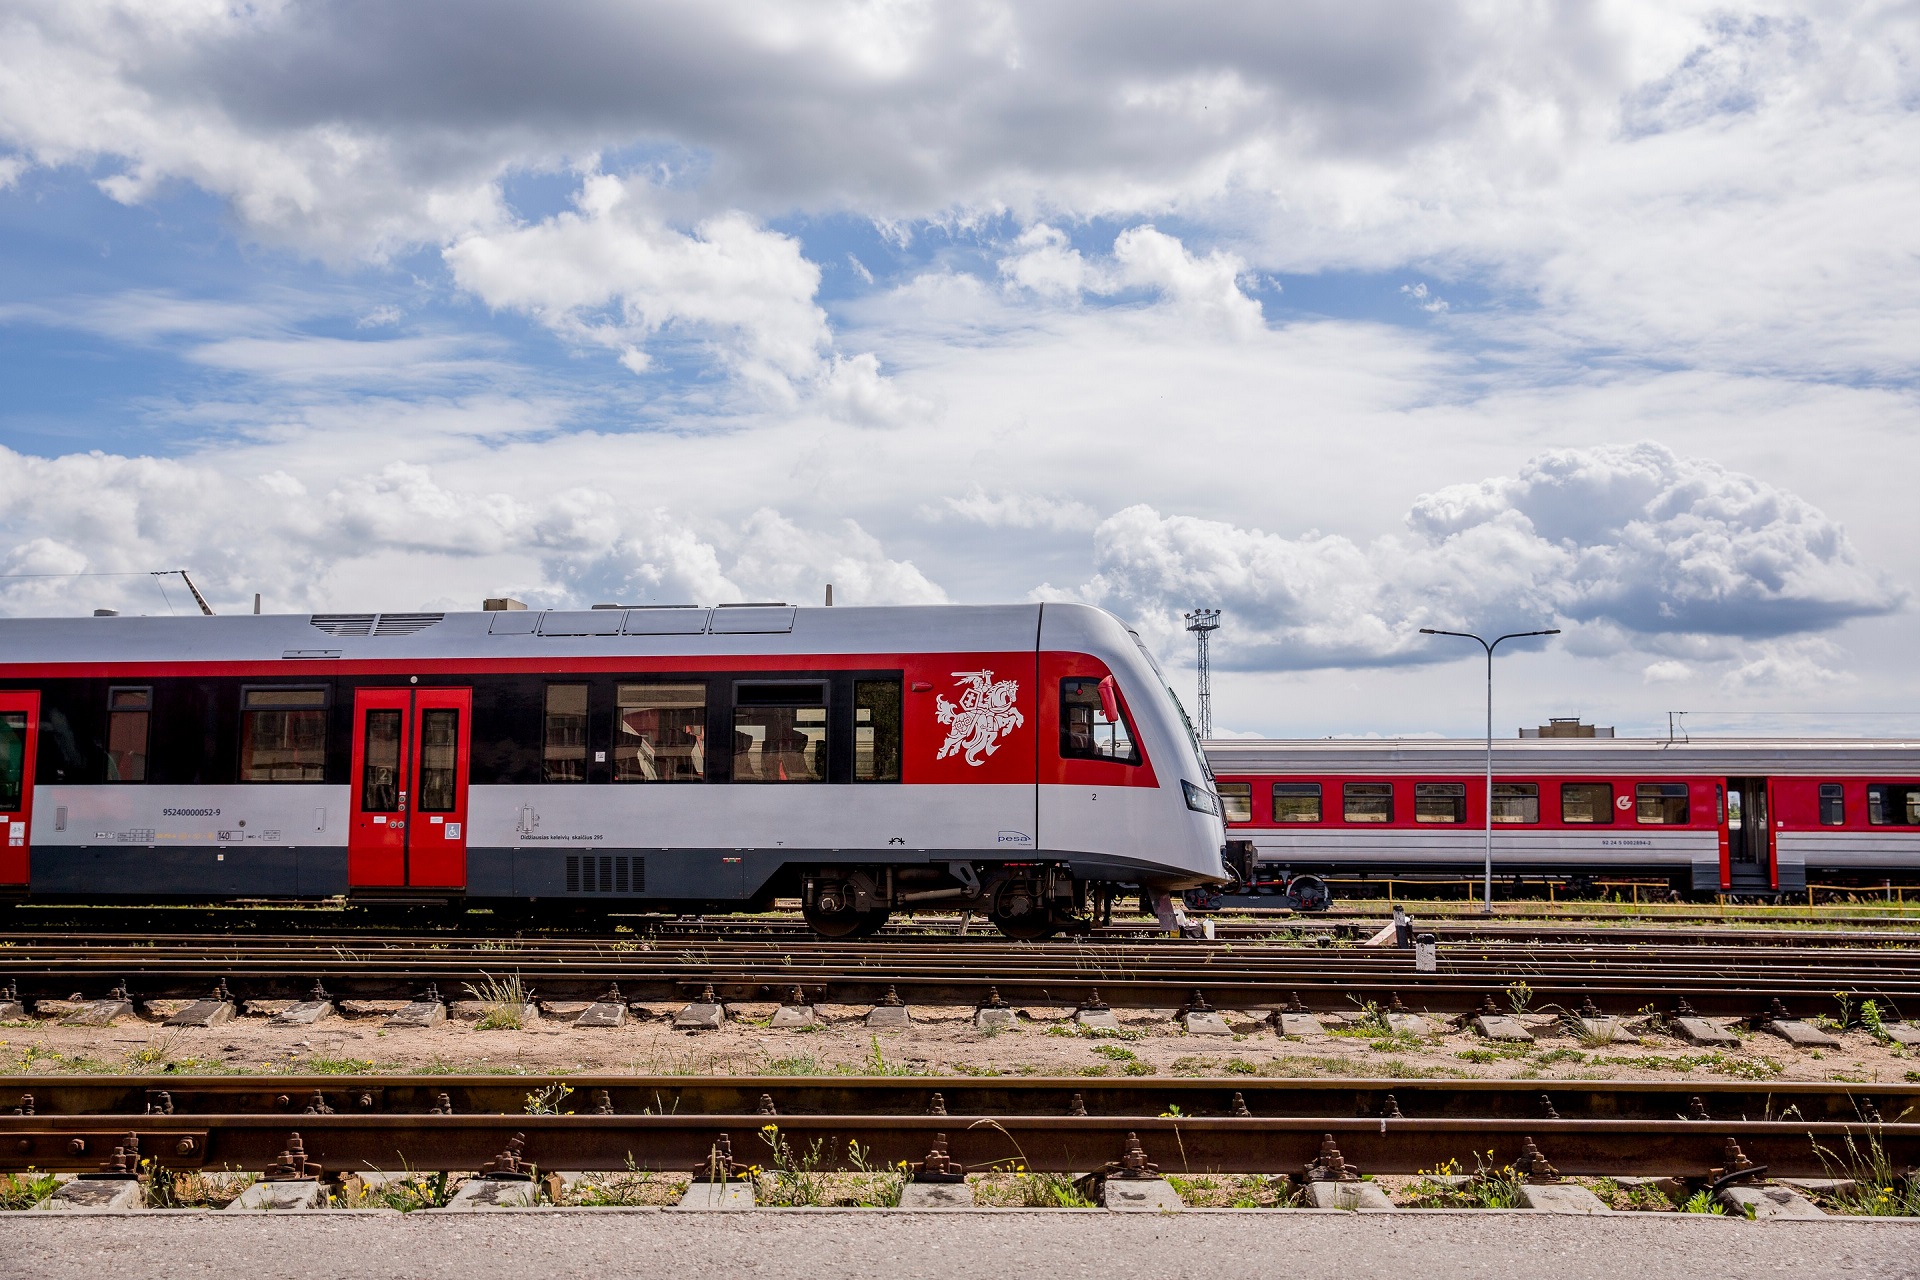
1418;627;1562;913
1184;609;1221;739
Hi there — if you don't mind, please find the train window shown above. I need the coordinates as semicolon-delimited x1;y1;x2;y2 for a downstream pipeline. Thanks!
0;712;23;810
106;687;151;782
1415;782;1466;823
1867;784;1920;826
1635;782;1689;825
1272;783;1321;822
1819;783;1845;826
1492;782;1539;824
1343;782;1392;823
1059;677;1141;765
361;710;402;810
854;679;902;782
1217;782;1252;823
417;709;460;811
240;688;327;783
616;684;708;781
543;685;588;783
733;683;825;783
1560;783;1614;824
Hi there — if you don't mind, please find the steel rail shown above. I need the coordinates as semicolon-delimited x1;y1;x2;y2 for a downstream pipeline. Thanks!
3;1111;1911;1179
7;1075;1914;1124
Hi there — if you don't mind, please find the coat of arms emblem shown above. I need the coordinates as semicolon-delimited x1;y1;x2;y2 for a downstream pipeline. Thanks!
935;670;1024;766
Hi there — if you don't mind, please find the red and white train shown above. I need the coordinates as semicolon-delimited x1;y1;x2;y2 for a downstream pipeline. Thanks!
1205;737;1920;907
0;602;1229;937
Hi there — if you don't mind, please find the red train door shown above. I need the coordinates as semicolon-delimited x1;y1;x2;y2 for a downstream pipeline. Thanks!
0;692;39;887
348;687;471;890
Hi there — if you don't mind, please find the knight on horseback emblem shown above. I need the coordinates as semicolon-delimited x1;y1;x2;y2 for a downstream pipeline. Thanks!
935;669;1024;766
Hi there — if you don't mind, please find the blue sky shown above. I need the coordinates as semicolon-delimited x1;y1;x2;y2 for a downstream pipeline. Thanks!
1;1;1915;738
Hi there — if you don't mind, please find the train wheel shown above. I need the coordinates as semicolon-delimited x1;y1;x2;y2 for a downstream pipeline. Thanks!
1284;875;1331;913
803;902;890;938
991;908;1058;940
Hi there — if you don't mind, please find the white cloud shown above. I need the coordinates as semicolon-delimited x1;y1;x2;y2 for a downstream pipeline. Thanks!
935;487;1101;534
1066;442;1902;672
999;224;1263;335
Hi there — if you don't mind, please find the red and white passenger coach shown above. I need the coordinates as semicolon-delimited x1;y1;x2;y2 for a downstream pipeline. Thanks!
1205;737;1920;907
0;602;1229;937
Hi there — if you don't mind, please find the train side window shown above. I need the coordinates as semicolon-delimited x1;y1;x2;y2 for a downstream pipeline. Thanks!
1415;782;1466;823
1560;783;1614;824
1492;782;1539;824
361;710;402;810
1343;782;1392;823
543;684;588;783
854;679;902;782
1217;782;1252;823
1819;783;1845;826
1635;782;1689;825
417;709;460;812
1867;783;1920;826
1059;677;1140;764
1272;783;1321;822
616;683;708;781
240;688;327;783
106;686;151;782
734;683;826;783
0;712;24;810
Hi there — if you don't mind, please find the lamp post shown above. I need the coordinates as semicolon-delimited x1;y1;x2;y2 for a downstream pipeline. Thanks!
1418;627;1561;913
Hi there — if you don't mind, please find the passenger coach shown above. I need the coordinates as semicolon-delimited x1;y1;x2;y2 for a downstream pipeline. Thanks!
1206;737;1920;906
0;602;1228;937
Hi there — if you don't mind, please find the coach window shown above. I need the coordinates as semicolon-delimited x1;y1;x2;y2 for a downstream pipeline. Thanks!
240;688;327;783
1635;782;1689;825
1060;677;1140;764
1344;782;1392;823
1217;782;1252;824
734;683;825;783
1819;783;1846;826
854;679;902;782
543;684;588;783
1415;782;1466;823
1493;782;1540;824
616;684;708;781
1272;783;1321;822
361;710;401;810
417;709;460;812
1561;783;1614;824
1867;783;1920;826
0;712;24;810
106;687;151;782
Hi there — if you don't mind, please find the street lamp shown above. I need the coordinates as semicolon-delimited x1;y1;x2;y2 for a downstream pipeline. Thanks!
1418;627;1562;913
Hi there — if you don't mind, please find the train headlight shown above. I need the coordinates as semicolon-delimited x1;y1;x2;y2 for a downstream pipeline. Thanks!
1182;780;1221;817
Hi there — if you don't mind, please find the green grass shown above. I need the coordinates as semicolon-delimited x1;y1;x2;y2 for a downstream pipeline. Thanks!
0;1169;59;1209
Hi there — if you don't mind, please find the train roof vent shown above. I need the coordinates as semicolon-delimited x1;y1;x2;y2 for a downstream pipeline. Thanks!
309;613;375;637
372;613;445;636
309;612;445;638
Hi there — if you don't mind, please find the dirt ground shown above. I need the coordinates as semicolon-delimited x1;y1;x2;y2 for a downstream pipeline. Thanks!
2;995;1915;1090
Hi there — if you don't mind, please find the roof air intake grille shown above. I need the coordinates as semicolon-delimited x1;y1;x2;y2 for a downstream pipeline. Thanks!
309;612;445;638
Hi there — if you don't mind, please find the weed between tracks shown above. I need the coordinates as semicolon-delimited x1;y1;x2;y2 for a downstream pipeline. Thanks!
561;1158;689;1206
142;1160;255;1208
1812;1132;1920;1216
753;1124;907;1207
0;1169;58;1209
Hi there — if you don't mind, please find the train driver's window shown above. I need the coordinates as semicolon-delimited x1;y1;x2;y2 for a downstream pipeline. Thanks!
543;684;588;783
1272;783;1321;822
733;683;825;782
241;688;327;783
854;679;903;782
1492;782;1539;824
106;687;151;782
1059;677;1141;764
1560;783;1613;824
1343;782;1392;823
1635;782;1689;825
1415;782;1466;823
1819;783;1845;826
616;684;708;781
1867;784;1920;826
1217;782;1252;823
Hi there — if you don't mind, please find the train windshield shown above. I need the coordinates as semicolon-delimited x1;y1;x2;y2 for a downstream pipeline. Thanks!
1129;630;1212;783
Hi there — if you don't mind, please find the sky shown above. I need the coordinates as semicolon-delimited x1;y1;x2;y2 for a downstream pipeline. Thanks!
0;0;1915;739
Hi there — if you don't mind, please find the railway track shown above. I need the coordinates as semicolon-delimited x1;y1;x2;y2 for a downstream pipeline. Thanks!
2;1075;1913;1179
5;930;1920;1018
